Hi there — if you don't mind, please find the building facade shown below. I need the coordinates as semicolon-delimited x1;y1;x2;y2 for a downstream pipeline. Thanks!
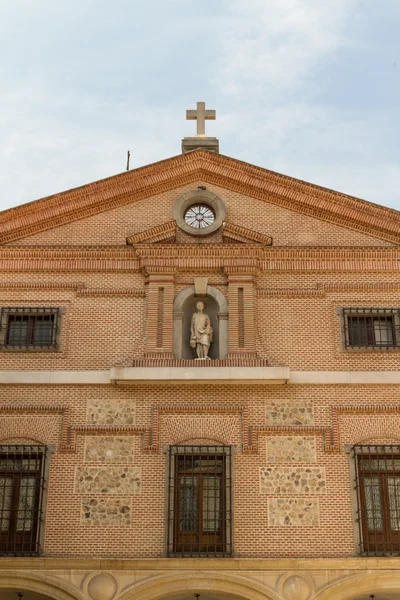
1;120;400;600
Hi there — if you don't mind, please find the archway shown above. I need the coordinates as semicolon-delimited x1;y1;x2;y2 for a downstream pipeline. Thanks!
120;570;279;600
314;572;400;600
173;285;228;359
0;573;82;600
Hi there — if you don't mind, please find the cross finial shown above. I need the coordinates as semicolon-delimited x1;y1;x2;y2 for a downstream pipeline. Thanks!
186;102;216;137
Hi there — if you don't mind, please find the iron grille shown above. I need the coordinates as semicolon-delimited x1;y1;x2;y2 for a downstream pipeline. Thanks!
343;308;400;349
167;445;233;557
0;307;60;349
0;445;48;556
353;445;400;555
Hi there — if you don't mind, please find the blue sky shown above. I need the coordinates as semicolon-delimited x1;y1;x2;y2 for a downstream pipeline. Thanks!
1;0;399;212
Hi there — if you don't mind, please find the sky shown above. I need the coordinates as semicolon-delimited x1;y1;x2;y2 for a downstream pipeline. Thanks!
0;0;399;212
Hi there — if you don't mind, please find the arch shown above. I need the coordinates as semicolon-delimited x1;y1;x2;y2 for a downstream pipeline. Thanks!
173;285;228;359
119;570;279;600
314;571;400;600
0;572;83;600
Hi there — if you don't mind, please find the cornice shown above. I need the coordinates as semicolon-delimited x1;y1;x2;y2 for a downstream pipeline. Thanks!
1;149;400;245
1;244;400;272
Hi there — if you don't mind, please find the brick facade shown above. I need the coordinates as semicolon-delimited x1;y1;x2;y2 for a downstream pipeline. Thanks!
1;149;400;600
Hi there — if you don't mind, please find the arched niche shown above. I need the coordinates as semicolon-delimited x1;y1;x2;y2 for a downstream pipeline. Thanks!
173;286;228;360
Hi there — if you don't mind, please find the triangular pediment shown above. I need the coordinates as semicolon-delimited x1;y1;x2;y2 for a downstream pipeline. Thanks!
126;220;272;246
1;149;400;245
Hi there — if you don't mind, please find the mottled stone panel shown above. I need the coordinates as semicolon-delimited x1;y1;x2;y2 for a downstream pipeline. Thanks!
87;399;135;426
260;467;326;495
75;466;141;494
84;436;134;463
266;437;317;463
81;498;131;526
265;400;314;426
269;498;319;526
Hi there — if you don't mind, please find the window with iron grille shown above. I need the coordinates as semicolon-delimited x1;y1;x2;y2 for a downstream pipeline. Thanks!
0;445;48;556
167;445;233;557
342;308;400;350
0;307;62;350
353;445;400;555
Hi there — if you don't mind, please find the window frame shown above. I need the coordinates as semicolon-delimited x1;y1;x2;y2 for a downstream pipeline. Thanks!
0;307;63;352
0;444;49;556
338;308;400;351
353;445;400;555
166;445;233;557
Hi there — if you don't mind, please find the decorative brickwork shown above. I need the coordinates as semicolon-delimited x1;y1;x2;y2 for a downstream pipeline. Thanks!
2;149;400;244
2;145;400;597
81;498;131;526
75;466;141;494
268;498;320;527
260;467;326;495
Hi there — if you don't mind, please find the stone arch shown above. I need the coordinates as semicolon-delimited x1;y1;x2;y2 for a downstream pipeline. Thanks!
173;285;228;359
314;572;400;600
0;571;83;600
119;570;279;600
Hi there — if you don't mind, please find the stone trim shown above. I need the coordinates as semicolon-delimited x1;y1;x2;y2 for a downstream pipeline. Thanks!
2;149;400;244
172;189;226;237
3;369;400;385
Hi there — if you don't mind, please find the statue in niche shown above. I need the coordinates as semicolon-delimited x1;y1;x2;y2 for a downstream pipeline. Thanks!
190;301;213;359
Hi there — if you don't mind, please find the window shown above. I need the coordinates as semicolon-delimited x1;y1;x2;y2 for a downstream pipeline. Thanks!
353;445;400;555
342;308;400;350
167;445;233;557
0;307;61;350
0;445;48;556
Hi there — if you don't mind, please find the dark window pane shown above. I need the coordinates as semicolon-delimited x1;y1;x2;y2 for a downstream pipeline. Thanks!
33;316;54;345
7;316;29;345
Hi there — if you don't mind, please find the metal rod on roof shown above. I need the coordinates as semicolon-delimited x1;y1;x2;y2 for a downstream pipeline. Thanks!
126;150;131;171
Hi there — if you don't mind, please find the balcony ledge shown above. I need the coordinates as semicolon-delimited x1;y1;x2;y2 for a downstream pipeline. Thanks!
110;366;290;385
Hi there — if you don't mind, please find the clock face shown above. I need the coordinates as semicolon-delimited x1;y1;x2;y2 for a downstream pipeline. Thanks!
184;204;215;229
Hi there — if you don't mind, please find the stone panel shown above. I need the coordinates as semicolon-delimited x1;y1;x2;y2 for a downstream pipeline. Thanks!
87;399;135;425
260;467;326;495
75;466;141;494
81;497;131;526
268;498;320;527
84;436;134;463
266;400;314;426
266;437;317;463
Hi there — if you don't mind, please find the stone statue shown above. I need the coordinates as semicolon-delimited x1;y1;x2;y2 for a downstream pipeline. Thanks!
190;301;213;359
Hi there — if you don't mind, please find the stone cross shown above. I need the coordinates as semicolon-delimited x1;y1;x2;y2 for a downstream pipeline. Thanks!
186;102;216;137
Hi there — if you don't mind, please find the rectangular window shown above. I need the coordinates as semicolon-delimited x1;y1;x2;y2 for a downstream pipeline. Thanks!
343;308;399;350
0;445;48;556
353;445;400;555
167;445;233;557
0;307;61;350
